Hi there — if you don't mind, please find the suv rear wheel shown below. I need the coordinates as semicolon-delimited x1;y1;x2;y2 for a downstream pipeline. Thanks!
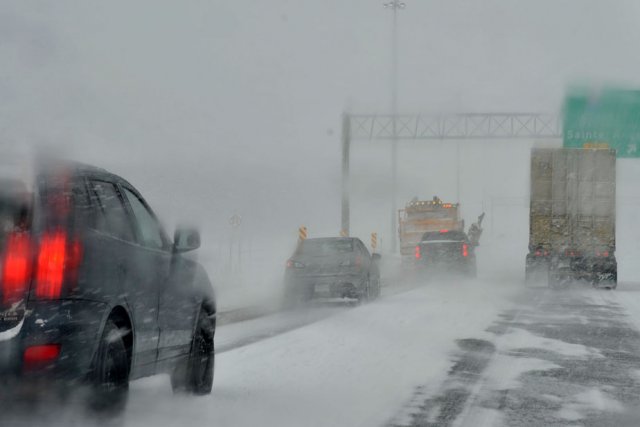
171;307;215;395
87;319;130;414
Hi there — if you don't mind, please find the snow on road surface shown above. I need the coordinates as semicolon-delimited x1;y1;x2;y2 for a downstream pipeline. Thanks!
216;304;350;353
12;278;640;427
122;278;519;427
406;283;640;427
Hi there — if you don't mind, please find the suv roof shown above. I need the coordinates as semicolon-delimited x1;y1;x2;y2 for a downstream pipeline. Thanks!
37;160;139;193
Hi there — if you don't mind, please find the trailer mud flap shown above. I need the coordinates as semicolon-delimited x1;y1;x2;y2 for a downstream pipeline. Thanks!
593;270;617;289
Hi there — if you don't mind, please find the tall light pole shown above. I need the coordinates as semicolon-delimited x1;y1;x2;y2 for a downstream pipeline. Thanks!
384;0;405;253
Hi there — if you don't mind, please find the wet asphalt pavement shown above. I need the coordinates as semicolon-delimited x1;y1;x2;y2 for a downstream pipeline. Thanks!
393;285;640;427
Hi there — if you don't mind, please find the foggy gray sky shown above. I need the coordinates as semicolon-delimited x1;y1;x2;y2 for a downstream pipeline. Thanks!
2;1;640;251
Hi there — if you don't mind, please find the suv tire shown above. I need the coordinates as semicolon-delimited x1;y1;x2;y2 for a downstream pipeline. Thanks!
87;319;130;414
171;307;215;395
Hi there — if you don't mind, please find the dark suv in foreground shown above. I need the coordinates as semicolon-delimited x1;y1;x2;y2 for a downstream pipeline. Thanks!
284;237;381;305
0;159;215;414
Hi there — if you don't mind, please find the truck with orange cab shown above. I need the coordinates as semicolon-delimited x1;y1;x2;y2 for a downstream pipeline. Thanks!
398;196;464;262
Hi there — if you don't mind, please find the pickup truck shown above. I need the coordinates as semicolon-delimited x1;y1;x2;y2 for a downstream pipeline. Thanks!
414;229;476;278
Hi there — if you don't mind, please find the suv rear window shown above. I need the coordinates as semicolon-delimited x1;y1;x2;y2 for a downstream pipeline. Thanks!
90;181;135;242
122;187;166;250
0;179;31;241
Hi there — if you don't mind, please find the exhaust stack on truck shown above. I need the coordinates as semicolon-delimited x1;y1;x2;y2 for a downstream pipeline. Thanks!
526;148;617;288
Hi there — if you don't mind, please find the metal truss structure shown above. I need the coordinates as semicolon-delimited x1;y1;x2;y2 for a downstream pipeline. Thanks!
341;112;562;243
348;113;562;141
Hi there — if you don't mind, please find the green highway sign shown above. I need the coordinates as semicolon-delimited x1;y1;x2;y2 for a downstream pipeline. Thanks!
563;87;640;157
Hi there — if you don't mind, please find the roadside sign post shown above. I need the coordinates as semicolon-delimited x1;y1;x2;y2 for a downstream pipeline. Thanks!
228;214;243;283
298;226;308;242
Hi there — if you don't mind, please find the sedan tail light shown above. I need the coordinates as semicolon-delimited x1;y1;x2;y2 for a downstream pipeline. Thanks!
286;259;305;269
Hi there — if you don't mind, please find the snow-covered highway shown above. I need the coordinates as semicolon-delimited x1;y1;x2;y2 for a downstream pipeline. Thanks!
10;277;640;427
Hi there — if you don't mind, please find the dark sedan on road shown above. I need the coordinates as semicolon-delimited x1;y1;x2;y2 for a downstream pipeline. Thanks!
0;159;216;414
415;229;477;278
284;237;381;305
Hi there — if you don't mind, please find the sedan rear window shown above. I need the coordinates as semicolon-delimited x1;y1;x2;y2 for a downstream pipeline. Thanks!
299;239;353;255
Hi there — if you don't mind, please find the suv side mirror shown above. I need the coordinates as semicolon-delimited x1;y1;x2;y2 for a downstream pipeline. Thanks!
174;227;201;253
372;253;381;261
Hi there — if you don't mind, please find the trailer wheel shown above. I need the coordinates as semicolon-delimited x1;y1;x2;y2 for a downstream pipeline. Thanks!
524;255;532;286
525;265;533;287
525;254;545;287
548;266;567;289
600;273;617;290
547;267;555;289
610;269;618;290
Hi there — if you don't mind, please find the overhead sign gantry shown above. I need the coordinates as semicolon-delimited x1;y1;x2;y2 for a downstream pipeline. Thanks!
341;112;562;249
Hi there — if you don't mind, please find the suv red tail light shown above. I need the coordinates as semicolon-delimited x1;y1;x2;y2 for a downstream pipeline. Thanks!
1;232;32;304
415;245;421;259
35;232;67;299
35;231;82;299
462;243;469;257
23;344;61;370
2;229;83;302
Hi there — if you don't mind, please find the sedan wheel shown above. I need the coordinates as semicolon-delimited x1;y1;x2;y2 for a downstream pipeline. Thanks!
357;278;372;303
369;276;381;299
